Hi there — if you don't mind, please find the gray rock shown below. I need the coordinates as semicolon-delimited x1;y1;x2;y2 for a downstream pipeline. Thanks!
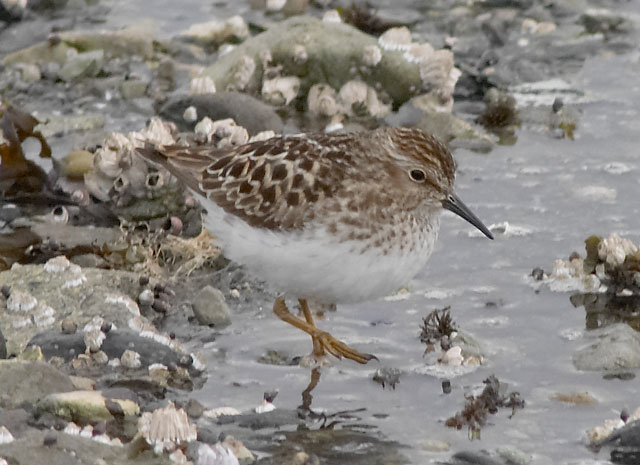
0;263;149;355
35;390;140;423
0;360;75;408
0;429;172;465
573;323;640;371
58;50;104;82
158;92;283;135
201;16;454;107
120;79;148;99
192;286;232;328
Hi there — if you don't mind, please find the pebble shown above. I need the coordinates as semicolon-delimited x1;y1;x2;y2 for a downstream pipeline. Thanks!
192;285;232;327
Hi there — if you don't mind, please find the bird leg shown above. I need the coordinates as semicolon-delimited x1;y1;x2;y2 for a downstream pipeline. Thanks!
299;299;325;358
273;297;376;364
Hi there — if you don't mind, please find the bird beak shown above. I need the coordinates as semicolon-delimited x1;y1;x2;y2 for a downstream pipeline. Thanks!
442;193;494;239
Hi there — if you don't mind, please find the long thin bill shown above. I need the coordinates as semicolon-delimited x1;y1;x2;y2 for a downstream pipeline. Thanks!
442;193;494;240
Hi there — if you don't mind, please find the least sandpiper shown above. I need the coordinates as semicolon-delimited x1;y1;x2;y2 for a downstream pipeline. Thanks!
138;127;493;364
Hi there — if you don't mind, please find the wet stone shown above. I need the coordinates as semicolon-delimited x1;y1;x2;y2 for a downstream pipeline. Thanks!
192;285;232;328
573;323;640;371
58;49;104;82
0;360;75;408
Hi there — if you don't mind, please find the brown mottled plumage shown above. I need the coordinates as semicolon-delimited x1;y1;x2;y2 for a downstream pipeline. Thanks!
138;127;491;364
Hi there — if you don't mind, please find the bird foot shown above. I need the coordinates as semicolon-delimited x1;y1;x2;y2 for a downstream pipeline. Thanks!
313;330;377;365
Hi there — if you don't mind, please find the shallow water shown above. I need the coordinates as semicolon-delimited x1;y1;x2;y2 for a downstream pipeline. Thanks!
191;52;640;464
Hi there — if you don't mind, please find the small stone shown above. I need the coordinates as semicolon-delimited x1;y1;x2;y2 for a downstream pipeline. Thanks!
1;285;10;298
192;285;232;327
61;317;78;334
58;50;104;82
185;399;204;419
531;267;544;281
138;289;154;307
442;379;451;394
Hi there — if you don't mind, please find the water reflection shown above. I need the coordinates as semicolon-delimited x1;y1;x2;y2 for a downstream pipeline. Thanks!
570;293;640;331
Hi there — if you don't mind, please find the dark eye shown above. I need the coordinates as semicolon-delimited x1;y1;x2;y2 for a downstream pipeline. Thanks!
409;169;426;183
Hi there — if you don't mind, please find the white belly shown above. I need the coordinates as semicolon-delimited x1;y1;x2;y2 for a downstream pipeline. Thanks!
201;198;440;303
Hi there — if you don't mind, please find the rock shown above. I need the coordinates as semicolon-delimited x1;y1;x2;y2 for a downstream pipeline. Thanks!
36;390;140;423
35;114;105;138
2;21;155;67
0;360;75;408
573;323;640;371
158;92;283;134
30;328;186;370
0;263;150;355
201;16;459;107
120;79;148;99
58;50;104;82
192;286;231;328
183;16;249;46
0;429;171;465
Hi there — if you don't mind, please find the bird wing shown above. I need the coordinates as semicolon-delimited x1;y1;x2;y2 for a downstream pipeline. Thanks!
137;134;357;231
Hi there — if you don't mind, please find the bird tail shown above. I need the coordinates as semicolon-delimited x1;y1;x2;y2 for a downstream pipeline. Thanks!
136;142;210;195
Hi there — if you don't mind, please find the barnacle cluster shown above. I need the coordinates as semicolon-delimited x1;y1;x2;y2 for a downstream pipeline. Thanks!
542;234;640;294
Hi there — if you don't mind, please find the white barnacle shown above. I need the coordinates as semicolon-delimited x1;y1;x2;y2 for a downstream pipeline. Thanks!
6;290;37;312
106;295;141;316
34;304;56;327
378;27;412;51
0;426;14;444
138;402;197;453
190;76;216;95
64;422;82;436
139;117;176;146
84;328;106;352
362;45;382;67
230;55;256;91
262;76;301;106
62;267;87;288
322;10;341;23
338;80;390;118
292;44;307;64
121;349;142;369
598;233;637;267
183;106;198;122
307;84;340;116
196;443;240;465
44;255;71;272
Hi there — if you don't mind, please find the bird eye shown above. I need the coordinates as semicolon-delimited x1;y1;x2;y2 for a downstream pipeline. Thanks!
409;169;426;183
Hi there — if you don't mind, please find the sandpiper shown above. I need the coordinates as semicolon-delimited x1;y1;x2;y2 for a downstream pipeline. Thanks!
138;127;493;364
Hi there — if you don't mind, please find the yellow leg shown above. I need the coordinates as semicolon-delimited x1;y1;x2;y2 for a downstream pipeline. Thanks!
273;297;376;364
299;299;325;358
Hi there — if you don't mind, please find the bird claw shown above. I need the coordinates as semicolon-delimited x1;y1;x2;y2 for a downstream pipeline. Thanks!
316;331;377;365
